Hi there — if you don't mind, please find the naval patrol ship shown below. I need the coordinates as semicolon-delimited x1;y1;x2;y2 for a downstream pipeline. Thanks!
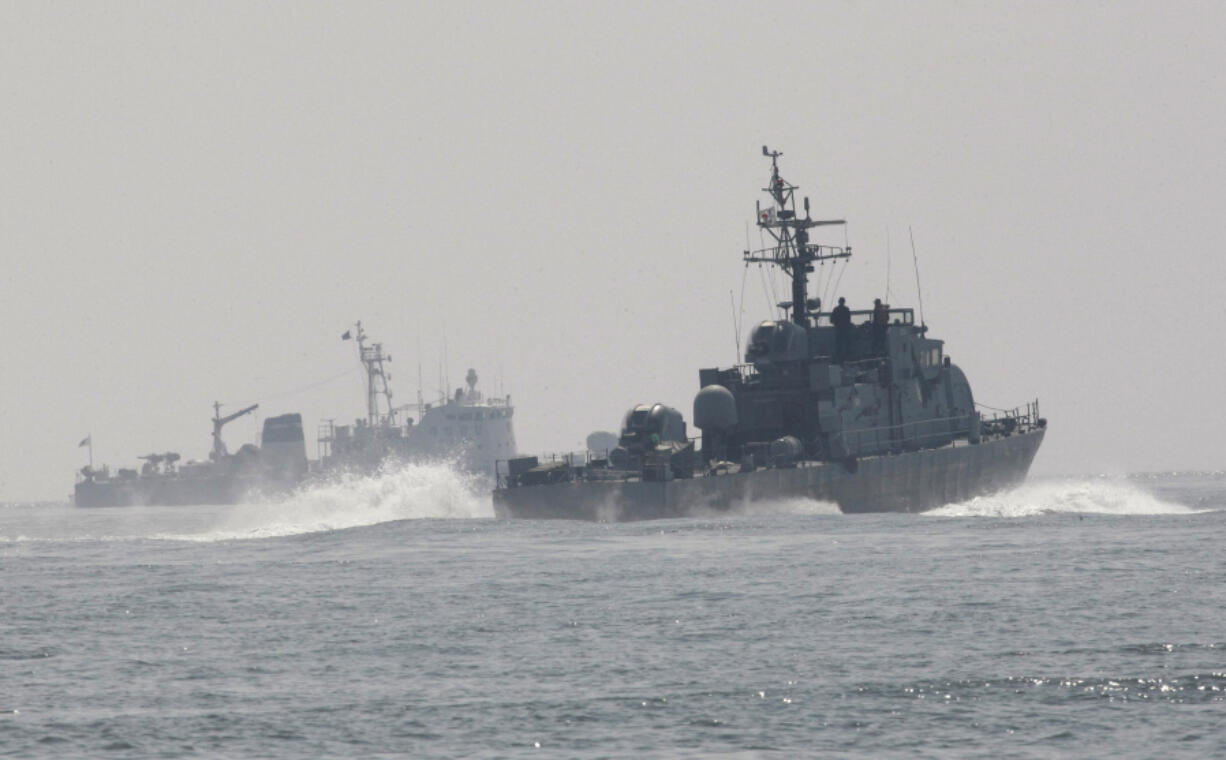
74;322;516;506
493;147;1045;520
73;404;308;507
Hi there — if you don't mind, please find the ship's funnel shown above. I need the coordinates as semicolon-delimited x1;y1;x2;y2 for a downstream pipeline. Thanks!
261;413;308;480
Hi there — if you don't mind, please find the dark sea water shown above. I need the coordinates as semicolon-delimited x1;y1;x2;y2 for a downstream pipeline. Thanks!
3;469;1224;758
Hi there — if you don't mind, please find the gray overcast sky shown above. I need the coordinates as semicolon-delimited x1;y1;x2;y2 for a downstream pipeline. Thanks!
3;1;1224;501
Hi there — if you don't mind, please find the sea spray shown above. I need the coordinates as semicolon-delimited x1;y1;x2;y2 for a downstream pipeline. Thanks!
724;496;841;517
161;459;491;541
926;478;1193;518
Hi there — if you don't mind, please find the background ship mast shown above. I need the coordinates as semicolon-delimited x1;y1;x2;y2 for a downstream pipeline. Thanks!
744;146;852;326
349;321;397;427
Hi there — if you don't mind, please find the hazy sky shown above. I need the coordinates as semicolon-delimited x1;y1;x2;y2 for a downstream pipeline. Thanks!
3;2;1224;501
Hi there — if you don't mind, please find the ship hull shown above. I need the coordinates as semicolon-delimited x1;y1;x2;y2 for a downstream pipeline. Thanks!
493;429;1044;521
73;475;280;508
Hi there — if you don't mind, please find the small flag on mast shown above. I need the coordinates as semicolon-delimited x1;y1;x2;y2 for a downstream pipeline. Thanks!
341;330;352;340
78;435;91;447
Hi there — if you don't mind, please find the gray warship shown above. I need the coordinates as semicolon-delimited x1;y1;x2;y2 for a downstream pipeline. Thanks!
73;322;517;507
493;147;1045;520
73;404;308;507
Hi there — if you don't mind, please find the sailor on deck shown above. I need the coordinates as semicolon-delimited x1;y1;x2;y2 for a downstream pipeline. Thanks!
831;297;852;363
872;298;890;354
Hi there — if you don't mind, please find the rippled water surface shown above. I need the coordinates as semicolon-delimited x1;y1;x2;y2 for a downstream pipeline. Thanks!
3;469;1224;758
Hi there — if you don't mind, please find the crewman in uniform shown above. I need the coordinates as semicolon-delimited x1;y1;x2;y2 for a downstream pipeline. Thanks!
831;297;852;363
872;298;890;355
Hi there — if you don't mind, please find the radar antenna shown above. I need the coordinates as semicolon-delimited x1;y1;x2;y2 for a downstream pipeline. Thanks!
744;146;851;326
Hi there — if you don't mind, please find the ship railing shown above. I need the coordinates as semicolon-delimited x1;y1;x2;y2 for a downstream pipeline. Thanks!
494;450;588;489
813;307;915;326
976;399;1042;430
728;364;759;384
75;464;113;484
495;437;704;488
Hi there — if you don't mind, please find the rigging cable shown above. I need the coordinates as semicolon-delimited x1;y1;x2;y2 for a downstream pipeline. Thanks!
830;257;849;305
816;260;828;310
820;259;834;308
756;263;769;315
824;220;852;307
756;225;777;316
739;223;753;344
256;366;361;404
737;262;750;356
975;401;1019;414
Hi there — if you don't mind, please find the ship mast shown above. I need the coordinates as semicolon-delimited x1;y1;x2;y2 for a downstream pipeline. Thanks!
351;321;397;427
744;146;851;326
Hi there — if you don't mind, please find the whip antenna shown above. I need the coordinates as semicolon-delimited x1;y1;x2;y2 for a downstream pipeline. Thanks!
885;227;892;303
736;261;750;361
909;225;926;327
729;290;741;364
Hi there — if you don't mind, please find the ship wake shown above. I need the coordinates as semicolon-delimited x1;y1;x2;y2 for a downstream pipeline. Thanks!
159;460;491;541
926;478;1196;518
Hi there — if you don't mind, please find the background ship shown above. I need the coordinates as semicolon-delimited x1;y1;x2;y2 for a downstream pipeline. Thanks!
74;405;307;507
494;147;1045;520
317;321;516;480
73;322;516;506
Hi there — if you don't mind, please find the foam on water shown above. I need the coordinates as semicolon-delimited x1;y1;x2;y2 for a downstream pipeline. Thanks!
731;496;842;517
161;460;491;541
0;461;489;544
926;478;1196;518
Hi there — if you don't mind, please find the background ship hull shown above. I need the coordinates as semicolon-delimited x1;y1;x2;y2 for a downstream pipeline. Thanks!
73;475;279;508
494;429;1045;521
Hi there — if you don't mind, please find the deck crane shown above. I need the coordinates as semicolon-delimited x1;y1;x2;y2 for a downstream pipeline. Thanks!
210;401;259;461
